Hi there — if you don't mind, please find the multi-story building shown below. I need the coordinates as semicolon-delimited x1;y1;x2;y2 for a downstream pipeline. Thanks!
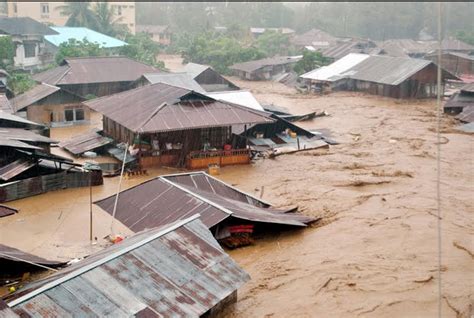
3;1;136;34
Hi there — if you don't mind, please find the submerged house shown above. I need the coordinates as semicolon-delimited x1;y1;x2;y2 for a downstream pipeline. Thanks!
85;83;274;169
10;82;86;127
32;56;160;98
182;63;239;92
300;53;458;99
43;26;128;56
444;83;474;123
0;17;58;71
425;51;474;77
230;56;302;81
2;216;250;317
95;171;317;247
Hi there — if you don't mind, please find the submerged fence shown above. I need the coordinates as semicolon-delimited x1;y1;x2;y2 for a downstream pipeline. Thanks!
0;170;103;203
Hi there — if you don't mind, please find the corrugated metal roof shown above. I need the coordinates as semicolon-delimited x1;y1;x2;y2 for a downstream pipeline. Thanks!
0;138;42;150
461;83;474;93
292;28;337;47
456;105;474;123
0;17;58;36
0;244;65;267
94;172;316;233
141;72;206;93
206;90;264;111
0;158;36;181
0;299;18;318
59;130;113;156
230;56;301;73
322;40;381;60
0;95;12;113
4;216;250;317
45;27;128;48
378;39;435;57
444;91;474;109
85;83;273;133
0;204;17;218
0;128;57;144
300;53;370;81
441;38;474;51
183;63;210;79
10;83;60;111
32;57;159;86
0;111;43;128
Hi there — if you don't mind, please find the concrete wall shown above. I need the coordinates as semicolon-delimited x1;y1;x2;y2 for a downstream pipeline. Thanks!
27;103;90;126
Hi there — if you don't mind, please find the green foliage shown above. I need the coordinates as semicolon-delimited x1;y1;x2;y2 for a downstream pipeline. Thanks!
8;73;35;95
0;36;15;71
293;50;331;75
93;2;125;38
180;33;266;75
119;33;165;70
456;30;474;46
55;38;106;64
255;31;292;57
57;2;99;30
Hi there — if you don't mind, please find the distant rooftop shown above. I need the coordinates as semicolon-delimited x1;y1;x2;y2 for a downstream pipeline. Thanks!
45;27;128;48
0;17;58;36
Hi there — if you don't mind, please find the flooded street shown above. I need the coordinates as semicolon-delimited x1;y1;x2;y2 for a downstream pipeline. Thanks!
1;55;472;317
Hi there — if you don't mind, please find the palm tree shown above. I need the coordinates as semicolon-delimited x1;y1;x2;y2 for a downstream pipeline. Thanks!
56;1;98;30
93;2;124;37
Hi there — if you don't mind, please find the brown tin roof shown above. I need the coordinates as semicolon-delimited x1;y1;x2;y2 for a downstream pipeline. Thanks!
85;83;274;133
10;83;60;111
59;130;113;156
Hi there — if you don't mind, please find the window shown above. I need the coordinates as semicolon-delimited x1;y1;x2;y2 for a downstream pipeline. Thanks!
13;3;17;13
24;42;36;58
64;107;85;122
40;3;49;14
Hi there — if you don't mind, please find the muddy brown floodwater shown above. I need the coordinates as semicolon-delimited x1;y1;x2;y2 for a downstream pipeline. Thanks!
0;55;473;317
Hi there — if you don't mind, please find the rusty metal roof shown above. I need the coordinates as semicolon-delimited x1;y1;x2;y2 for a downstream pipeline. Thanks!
0;95;12;113
140;72;206;93
4;216;250;317
292;28;338;47
0;244;65;267
94;172;316;233
230;56;301;73
0;158;36;181
59;130;113;156
0;111;44;128
0;204;17;218
32;57;159;86
378;39;435;57
183;63;211;79
10;83;60;111
85;83;273;133
0;128;57;144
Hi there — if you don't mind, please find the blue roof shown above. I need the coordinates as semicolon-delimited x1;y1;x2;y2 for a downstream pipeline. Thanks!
45;27;128;48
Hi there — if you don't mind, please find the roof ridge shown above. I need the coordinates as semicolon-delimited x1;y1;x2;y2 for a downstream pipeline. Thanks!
7;214;201;307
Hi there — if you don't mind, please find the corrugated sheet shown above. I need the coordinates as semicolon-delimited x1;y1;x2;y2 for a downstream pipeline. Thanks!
0;244;65;266
45;27;128;48
301;53;370;81
0;299;18;318
0;138;41;150
444;92;474;109
207;90;264;111
230;56;301;73
10;83;60;111
0;95;12;113
456;106;474;123
0;128;57;144
5;217;250;317
0;111;43;128
292;28;337;47
183;63;210;79
321;41;381;60
85;83;273;133
0;158;36;181
0;17;58;36
59;130;113;156
141;73;206;93
378;39;434;57
456;122;474;133
94;172;315;233
461;83;474;93
441;38;474;51
0;204;17;218
32;57;159;86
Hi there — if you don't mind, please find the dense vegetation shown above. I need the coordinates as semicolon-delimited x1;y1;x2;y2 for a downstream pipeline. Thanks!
294;51;332;75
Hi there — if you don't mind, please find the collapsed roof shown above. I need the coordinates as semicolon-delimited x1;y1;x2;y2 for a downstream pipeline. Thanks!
94;172;317;233
3;216;250;317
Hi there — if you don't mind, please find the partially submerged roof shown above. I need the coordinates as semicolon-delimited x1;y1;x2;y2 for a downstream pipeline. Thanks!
0;204;17;218
10;83;60;111
4;216;250;317
206;90;264;111
301;53;370;82
302;53;458;85
461;83;474;93
456;106;474;123
94;172;316;233
32;57;159;86
0;17;58;36
0;244;65;267
0;158;37;181
230;56;302;73
140;72;206;93
45;26;128;48
59;130;113;156
85;83;273;133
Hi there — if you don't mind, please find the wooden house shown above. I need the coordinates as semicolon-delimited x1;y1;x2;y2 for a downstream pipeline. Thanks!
426;52;474;77
182;63;239;92
85;83;274;169
230;56;301;81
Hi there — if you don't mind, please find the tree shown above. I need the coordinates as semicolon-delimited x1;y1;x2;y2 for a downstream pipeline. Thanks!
119;33;165;70
0;36;15;71
456;30;474;46
56;1;98;30
255;30;292;57
8;73;35;95
55;38;106;64
293;50;331;75
93;2;123;37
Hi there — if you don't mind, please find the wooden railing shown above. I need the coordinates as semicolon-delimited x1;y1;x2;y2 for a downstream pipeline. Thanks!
186;149;251;169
